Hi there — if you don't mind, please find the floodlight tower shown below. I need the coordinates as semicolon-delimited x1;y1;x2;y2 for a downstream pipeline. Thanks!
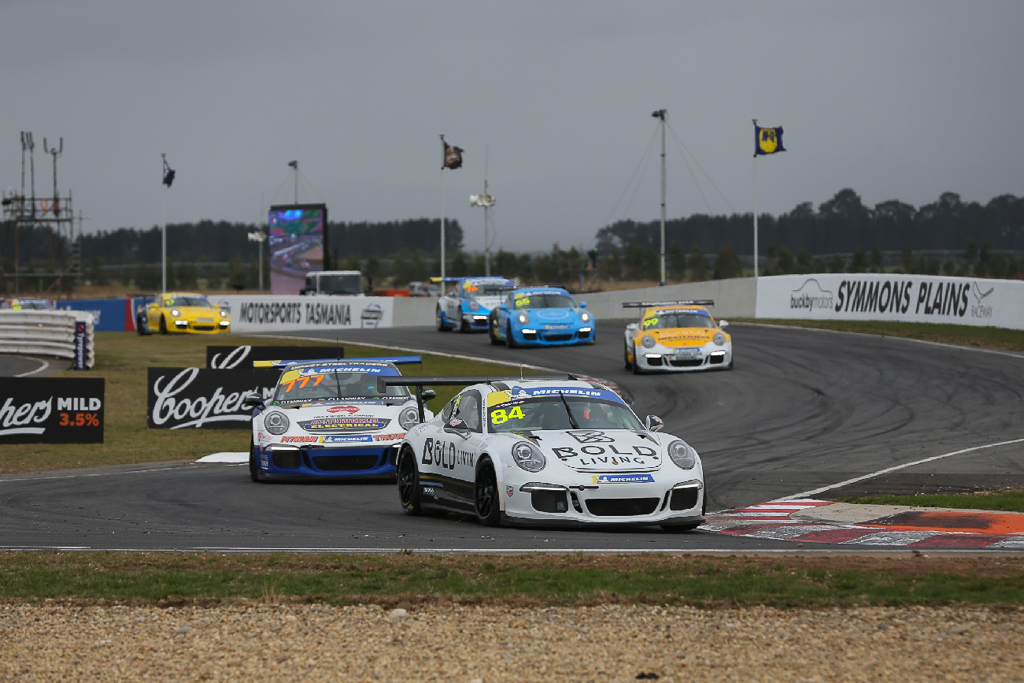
288;160;298;203
470;183;496;276
652;109;667;287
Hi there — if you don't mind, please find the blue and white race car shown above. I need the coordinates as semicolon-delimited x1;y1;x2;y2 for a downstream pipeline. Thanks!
487;286;594;346
380;375;706;531
244;357;434;481
436;276;516;332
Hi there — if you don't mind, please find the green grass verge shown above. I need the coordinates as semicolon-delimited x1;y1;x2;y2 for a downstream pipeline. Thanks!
837;489;1024;512
3;332;518;474
750;319;1024;354
2;553;1022;607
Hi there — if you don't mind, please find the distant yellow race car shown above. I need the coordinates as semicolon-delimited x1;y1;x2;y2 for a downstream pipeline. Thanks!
136;291;230;335
623;300;732;373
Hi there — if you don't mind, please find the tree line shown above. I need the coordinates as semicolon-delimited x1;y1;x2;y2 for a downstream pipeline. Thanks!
3;188;1023;293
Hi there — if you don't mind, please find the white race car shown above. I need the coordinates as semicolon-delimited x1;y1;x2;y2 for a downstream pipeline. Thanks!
623;300;733;373
379;375;706;531
244;357;434;481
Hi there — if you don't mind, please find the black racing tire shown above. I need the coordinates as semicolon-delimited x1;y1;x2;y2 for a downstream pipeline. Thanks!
397;447;424;516
459;317;471;333
248;438;264;483
505;321;516;348
136;313;149;336
624;345;633;370
488;314;503;345
631;356;643;374
474;459;501;527
435;306;450;332
159;315;168;335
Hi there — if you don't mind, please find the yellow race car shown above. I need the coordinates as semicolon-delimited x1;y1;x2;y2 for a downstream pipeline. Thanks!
136;291;230;335
623;300;732;373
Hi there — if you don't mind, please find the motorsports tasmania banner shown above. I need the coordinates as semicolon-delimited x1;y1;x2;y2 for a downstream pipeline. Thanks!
213;295;393;333
0;377;104;443
756;274;1024;330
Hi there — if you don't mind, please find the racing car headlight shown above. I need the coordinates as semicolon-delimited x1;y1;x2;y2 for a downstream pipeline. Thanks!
467;300;481;312
516;311;530;325
579;311;591;323
667;440;696;470
220;309;229;318
641;335;656;348
171;308;181;317
511;441;546;473
263;411;290;436
398;406;420;430
713;332;726;346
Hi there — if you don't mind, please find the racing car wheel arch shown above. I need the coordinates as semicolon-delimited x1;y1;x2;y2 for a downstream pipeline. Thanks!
248;437;264;483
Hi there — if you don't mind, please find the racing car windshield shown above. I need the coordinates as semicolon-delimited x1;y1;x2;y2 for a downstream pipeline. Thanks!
487;396;642;433
514;293;576;309
273;369;411;404
643;311;714;330
165;296;217;308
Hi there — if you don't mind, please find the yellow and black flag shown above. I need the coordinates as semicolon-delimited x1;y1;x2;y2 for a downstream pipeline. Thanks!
754;124;785;156
441;135;464;170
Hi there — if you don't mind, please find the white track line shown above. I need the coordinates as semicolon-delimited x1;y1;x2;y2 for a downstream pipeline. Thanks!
777;437;1024;501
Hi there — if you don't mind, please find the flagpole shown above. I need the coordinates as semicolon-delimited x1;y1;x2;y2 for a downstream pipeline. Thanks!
752;119;759;280
161;154;167;292
440;167;446;284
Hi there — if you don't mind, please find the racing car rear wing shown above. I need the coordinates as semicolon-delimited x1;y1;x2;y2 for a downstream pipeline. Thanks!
378;374;577;422
622;300;714;308
253;356;422;369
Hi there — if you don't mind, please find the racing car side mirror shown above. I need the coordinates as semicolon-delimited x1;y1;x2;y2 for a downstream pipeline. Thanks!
579;302;588;308
644;415;664;432
443;417;471;436
625;322;638;331
420;389;437;401
719;320;729;328
242;393;264;410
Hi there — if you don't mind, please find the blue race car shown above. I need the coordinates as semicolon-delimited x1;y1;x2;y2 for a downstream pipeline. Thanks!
487;286;595;347
243;357;434;481
436;276;516;332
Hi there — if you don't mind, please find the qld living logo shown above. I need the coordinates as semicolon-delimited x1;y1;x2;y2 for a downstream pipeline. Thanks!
789;279;834;313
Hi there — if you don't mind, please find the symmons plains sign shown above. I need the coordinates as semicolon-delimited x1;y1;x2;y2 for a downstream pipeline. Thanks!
756;274;1024;330
0;378;104;443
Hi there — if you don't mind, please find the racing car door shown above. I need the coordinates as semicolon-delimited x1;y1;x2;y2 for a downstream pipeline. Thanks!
424;389;486;511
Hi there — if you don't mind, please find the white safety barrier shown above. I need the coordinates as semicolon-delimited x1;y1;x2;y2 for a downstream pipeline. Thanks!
0;310;95;369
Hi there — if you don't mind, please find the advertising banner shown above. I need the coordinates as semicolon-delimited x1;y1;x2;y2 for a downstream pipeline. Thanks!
205;345;345;369
147;367;277;430
756;274;1024;331
213;295;393;333
0;378;105;443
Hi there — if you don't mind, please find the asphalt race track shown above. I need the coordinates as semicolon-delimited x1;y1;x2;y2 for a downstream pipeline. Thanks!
3;322;1024;552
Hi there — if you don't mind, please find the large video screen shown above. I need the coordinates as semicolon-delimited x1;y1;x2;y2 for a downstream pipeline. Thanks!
267;203;328;295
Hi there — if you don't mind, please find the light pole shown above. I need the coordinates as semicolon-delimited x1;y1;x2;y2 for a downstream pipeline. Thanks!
248;229;266;293
652;109;667;286
470;187;495;276
288;160;298;203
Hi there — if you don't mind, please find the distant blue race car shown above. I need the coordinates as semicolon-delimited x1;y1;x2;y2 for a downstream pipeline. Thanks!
436;276;516;332
487;286;595;347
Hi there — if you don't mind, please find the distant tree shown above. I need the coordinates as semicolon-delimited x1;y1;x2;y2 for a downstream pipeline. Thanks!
713;244;742;280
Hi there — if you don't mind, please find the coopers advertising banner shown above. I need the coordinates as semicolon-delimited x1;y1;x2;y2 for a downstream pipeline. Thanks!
756;274;1024;330
212;295;393;333
147;367;276;430
0;378;104;443
205;345;344;370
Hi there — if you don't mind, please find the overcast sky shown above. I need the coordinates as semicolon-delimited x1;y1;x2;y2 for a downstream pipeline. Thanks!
3;1;1023;253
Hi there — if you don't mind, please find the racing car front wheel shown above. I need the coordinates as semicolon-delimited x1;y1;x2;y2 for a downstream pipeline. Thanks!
397;448;423;516
623;345;633;370
488;314;503;345
435;307;450;332
474;459;501;526
248;439;264;483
